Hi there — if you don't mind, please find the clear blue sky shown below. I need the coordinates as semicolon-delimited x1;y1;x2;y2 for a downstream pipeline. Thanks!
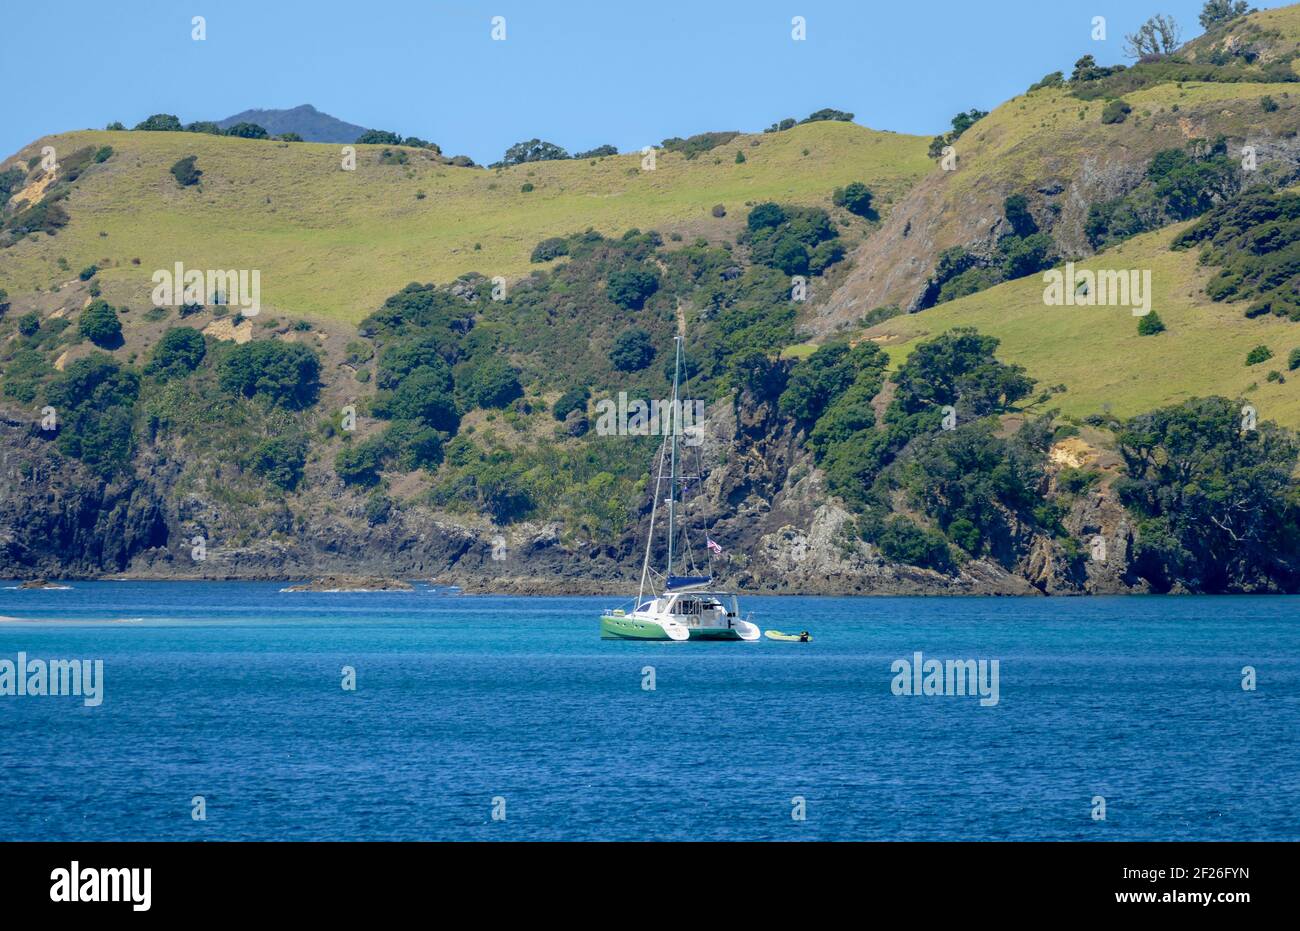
2;0;1288;162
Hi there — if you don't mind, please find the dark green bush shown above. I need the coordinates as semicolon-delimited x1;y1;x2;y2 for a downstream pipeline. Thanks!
146;327;206;379
355;130;403;145
832;182;876;218
225;122;268;139
1137;311;1166;335
500;139;569;165
1246;345;1273;366
552;386;590;421
133;114;183;132
1101;99;1132;124
335;437;386;486
606;268;660;309
660;132;738;160
46;354;139;476
170;155;202;187
79;299;122;348
250;436;308;490
463;357;522;409
877;516;953;571
530;237;569;263
1;349;50;402
376;364;459;431
609;328;656;371
218;340;321;409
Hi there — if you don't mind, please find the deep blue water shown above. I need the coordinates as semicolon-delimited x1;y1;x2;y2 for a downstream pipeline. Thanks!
0;582;1296;841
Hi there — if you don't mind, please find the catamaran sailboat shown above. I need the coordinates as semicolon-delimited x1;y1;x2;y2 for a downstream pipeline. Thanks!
600;335;760;642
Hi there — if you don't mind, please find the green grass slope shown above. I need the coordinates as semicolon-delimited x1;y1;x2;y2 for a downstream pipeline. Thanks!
820;2;1300;330
0;122;930;323
865;222;1300;429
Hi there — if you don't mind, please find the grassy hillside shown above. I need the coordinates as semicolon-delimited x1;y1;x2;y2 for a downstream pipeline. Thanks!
0;121;930;323
820;2;1300;329
864;221;1300;428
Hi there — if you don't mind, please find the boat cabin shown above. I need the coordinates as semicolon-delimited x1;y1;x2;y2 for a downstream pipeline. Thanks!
636;591;740;625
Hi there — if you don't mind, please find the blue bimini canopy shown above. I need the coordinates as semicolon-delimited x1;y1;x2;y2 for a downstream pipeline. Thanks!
665;575;712;591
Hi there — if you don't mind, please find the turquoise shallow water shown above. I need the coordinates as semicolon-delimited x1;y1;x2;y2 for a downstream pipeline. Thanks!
0;582;1296;841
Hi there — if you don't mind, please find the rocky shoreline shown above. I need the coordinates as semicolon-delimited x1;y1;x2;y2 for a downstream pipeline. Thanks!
281;575;415;592
1;392;1165;597
10;562;1100;596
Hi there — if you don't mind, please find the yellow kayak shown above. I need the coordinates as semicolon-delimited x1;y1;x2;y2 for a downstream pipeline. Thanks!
764;630;812;642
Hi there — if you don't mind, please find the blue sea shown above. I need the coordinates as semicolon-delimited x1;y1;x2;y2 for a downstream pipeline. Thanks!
0;582;1296;841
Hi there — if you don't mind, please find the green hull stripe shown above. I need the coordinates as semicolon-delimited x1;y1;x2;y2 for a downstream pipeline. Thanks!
600;615;746;641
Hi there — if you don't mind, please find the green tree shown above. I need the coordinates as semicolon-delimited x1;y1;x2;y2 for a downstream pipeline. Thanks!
250;436;308;490
949;109;988;136
218;340;321;409
802;108;854;123
473;462;534;522
375;337;455;390
1200;0;1251;29
1000;232;1055;279
780;341;886;425
379;364;460;431
1102;99;1132;124
335;437;386;486
225;122;268;139
464;357;523;409
1246;344;1273;366
146;327;207;379
809;240;846;274
384;420;445;471
552;386;590;421
573;144;617;159
832;182;876;219
893;328;1033;418
877;516;953;571
46;354;140;476
1123;14;1182;59
500;139;569;165
530;237;570;262
1115;396;1300;591
770;237;810;276
170;155;202;186
79;299;122;348
606;268;660;309
1003;194;1038;237
133;114;183;132
355;129;403;145
746;202;787;231
609;328;656;371
1137;311;1166;335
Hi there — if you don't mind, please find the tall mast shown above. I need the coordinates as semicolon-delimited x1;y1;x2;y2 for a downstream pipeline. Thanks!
667;335;682;577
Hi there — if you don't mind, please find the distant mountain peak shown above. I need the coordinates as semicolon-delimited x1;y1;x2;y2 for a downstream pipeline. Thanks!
215;104;369;144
